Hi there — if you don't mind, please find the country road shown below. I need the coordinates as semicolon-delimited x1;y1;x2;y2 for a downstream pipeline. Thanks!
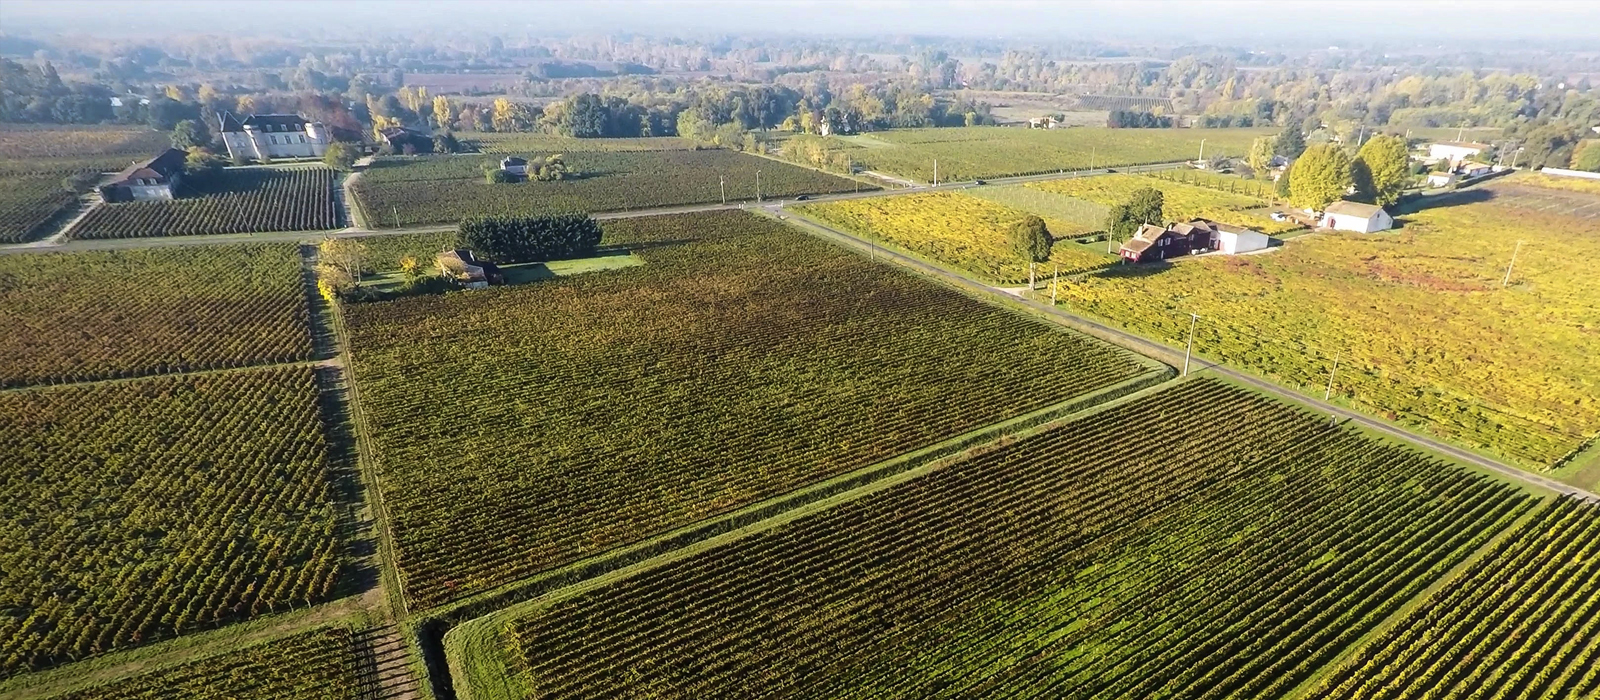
0;160;1185;256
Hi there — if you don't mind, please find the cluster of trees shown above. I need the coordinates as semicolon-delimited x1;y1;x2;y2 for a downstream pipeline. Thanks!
1008;215;1054;289
458;213;603;263
1279;134;1410;211
1106;110;1173;128
1104;187;1166;241
485;154;570;183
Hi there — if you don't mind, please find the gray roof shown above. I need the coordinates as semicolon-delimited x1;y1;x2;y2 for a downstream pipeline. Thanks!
1324;200;1386;218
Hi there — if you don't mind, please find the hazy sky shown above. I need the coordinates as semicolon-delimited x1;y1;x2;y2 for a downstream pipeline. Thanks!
4;0;1600;43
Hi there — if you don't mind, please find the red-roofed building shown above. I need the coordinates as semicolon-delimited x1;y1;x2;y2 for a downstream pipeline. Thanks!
99;148;187;202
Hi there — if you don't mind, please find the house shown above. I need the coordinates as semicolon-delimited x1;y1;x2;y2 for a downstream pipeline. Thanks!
500;156;529;177
98;148;187;202
1426;171;1458;188
1427;141;1489;166
1119;221;1226;262
1321;201;1393;233
1458;161;1493;179
218;113;330;161
378;127;433;154
436;249;503;289
1028;116;1060;129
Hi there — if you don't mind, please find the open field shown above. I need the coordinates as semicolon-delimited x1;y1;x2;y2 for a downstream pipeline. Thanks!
0;244;310;388
964;183;1109;233
793;191;1113;284
46;626;359;700
351;150;865;228
343;209;1148;608
497;379;1529;699
1307;496;1600;700
71;167;341;239
1029;173;1299;234
0;367;342;678
817;126;1271;182
463;132;695;153
0;126;173;243
1058;191;1600;473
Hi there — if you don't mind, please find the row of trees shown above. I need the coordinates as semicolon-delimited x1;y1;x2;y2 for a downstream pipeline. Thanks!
1281;135;1410;210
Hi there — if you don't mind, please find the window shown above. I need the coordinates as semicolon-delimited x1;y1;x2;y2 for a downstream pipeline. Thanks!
270;135;279;144
298;135;306;144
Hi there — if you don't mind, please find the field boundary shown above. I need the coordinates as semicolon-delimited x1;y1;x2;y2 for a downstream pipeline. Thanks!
437;367;1178;700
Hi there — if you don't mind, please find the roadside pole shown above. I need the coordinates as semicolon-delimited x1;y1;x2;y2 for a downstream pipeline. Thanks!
720;175;726;204
1051;265;1059;305
1324;350;1341;401
1182;313;1198;377
756;170;761;203
1502;240;1523;287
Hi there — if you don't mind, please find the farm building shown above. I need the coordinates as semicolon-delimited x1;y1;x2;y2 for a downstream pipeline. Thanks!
1427;141;1489;166
218;113;330;161
99;148;186;202
1426;171;1458;188
1458;162;1493;179
437;249;503;289
378;127;433;154
1119;219;1267;262
1321;201;1393;233
500;156;529;177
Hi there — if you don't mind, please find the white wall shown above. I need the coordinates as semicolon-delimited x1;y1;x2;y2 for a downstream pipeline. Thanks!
1541;168;1600;180
1324;210;1392;233
1217;230;1269;254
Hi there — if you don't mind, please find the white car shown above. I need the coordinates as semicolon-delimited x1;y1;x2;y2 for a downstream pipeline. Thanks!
1269;212;1288;222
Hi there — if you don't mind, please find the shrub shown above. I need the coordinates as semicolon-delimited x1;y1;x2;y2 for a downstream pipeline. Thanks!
458;213;603;263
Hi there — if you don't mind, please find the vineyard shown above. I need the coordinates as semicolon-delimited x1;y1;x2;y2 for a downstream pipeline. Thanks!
0;126;174;243
1502;170;1600;195
49;627;359;700
1059;196;1600;471
793;191;1114;283
500;379;1530;698
463;132;695;153
0;125;171;160
0;244;311;388
1028;173;1299;234
343;209;1148;608
350;150;864;227
0;367;342;677
1073;94;1176;111
71;167;340;238
820;126;1271;182
964;183;1109;232
1307;497;1600;700
0;174;77;243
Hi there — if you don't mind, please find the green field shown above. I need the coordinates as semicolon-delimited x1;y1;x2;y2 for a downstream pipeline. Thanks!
45;626;359;699
1029;173;1298;235
464;132;696;153
71;167;341;239
343;209;1149;608
494;379;1530;698
1058;181;1600;473
0;367;342;677
0;244;311;388
813;126;1272;182
350;149;866;228
0;126;173;243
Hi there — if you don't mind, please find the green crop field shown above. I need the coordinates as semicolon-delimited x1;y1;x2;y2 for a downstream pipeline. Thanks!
0;244;310;388
1057;183;1600;473
1029;173;1298;234
814;126;1272;182
0;126;173;243
497;379;1530;698
0;367;342;677
464;132;695;153
964;183;1111;232
793;191;1114;284
46;627;359;700
71;167;341;239
343;209;1149;608
1307;497;1600;700
350;150;866;228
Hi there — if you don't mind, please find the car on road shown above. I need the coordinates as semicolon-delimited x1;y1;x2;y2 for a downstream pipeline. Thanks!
973;179;987;185
795;194;814;201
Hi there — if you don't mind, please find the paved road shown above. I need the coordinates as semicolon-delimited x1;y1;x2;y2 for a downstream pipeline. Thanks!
777;207;1599;503
0;161;1186;256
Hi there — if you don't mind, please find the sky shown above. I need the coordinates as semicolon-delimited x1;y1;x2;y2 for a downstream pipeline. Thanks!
3;0;1599;43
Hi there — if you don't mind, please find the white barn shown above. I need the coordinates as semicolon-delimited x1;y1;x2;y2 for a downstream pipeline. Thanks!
1212;222;1270;254
1321;201;1394;233
218;113;330;161
1427;141;1489;165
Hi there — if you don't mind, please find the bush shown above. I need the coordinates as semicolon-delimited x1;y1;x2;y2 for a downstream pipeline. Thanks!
485;169;513;184
458;213;603;263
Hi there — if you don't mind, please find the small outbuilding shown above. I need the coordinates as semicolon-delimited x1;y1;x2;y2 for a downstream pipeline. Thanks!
500;156;529;177
1210;221;1270;254
1321;201;1393;233
99;148;187;202
436;249;503;289
1426;171;1458;188
1427;141;1490;166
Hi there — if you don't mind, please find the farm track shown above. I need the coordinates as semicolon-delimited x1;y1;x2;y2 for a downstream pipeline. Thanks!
356;624;422;700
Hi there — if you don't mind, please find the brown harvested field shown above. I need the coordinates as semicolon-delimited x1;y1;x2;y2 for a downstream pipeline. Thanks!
1482;184;1600;220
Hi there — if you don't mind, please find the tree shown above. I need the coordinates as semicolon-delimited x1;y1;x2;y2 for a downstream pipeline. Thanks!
1571;141;1600;172
1128;187;1165;226
432;96;454;130
1008;215;1053;288
1274;118;1307;159
1104;203;1140;242
1353;134;1409;206
318;238;368;287
1275;165;1292;198
1247;136;1275;175
170;119;210;150
323;142;357;172
458;214;603;263
399;255;423;280
432;131;461;154
1288;144;1354;211
182;147;225;186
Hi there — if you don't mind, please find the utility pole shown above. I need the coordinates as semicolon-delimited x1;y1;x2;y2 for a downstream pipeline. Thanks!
756;170;761;202
1324;350;1340;401
720;175;726;204
1198;138;1206;163
1090;147;1095;171
1510;147;1524;169
933;159;938;187
1357;124;1366;148
392;205;399;230
1182;313;1198;377
1051;264;1059;305
1457;124;1465;142
1502;240;1523;287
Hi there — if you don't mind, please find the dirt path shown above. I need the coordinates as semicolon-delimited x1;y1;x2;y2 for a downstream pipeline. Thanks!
356;624;422;700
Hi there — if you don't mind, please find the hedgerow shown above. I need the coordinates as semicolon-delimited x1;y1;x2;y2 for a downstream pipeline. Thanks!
0;244;311;388
343;209;1146;608
0;367;342;677
505;379;1528;698
458;213;602;263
